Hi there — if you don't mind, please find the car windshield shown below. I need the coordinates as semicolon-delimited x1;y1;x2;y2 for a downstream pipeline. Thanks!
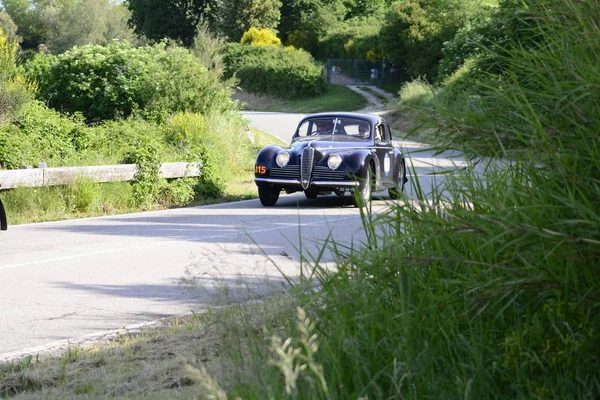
294;117;371;141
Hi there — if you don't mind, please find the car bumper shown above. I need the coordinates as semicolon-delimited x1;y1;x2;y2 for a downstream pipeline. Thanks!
254;177;360;187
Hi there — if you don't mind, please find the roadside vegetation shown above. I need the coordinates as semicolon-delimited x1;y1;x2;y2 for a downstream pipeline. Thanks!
1;0;598;398
233;84;367;113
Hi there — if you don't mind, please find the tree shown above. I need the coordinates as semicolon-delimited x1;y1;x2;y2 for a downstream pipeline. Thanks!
342;0;388;19
0;27;32;124
2;0;141;53
278;0;345;54
216;0;282;42
125;0;217;47
379;0;482;80
0;0;46;49
0;10;21;43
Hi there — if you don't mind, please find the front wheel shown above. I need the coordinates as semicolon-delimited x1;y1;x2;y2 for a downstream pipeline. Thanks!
388;160;406;200
258;186;280;206
353;167;373;208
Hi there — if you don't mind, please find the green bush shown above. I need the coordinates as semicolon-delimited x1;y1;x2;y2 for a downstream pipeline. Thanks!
0;100;88;169
240;27;281;47
25;41;236;123
0;27;33;125
220;42;326;99
317;16;382;60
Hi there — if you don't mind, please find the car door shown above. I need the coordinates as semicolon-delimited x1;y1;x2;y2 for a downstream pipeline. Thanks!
373;122;395;188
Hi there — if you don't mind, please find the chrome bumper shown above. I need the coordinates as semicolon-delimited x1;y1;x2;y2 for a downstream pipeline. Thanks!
254;177;359;187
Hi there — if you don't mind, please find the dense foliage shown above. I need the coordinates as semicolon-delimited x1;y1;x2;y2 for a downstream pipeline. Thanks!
1;0;140;53
0;27;31;125
221;41;326;98
125;0;216;47
25;41;236;123
216;0;282;42
316;16;382;60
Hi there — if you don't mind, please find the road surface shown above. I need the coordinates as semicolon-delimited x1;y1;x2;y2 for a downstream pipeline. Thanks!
0;111;469;361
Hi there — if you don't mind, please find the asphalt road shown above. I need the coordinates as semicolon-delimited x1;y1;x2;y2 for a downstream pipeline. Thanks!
0;111;469;361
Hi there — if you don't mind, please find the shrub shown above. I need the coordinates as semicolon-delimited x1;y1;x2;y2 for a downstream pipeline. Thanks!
398;78;438;108
0;100;88;169
240;27;281;47
25;41;236;123
122;136;163;207
0;27;33;125
220;42;325;99
164;112;208;149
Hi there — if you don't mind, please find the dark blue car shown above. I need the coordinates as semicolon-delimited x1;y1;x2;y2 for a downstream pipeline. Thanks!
0;198;7;231
254;112;408;206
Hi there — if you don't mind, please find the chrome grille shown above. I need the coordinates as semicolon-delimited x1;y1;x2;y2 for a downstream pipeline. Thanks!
301;147;315;189
312;166;346;181
270;165;300;179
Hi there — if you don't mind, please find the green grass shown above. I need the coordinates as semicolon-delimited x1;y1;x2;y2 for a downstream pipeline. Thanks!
233;84;368;113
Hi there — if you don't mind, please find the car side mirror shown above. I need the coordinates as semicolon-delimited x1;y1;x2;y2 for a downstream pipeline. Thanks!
0;199;7;231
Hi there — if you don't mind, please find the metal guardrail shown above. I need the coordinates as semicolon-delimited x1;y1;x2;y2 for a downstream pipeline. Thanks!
0;162;201;190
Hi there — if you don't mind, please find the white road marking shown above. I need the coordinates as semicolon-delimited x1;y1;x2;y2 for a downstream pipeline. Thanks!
0;215;358;271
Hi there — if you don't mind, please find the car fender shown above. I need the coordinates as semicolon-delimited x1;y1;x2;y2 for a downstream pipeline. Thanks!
341;149;375;180
392;149;406;181
255;145;283;167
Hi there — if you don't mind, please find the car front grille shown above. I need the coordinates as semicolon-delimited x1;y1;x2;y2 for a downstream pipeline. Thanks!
270;164;300;179
301;147;315;189
312;166;347;181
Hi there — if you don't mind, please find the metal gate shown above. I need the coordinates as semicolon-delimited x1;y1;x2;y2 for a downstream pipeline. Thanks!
326;59;385;86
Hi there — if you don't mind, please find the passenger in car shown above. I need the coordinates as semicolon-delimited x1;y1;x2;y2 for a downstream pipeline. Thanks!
358;123;370;138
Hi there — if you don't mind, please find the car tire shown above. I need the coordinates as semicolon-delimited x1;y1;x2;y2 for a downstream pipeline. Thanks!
388;160;406;200
258;186;280;206
304;189;318;199
353;165;373;208
0;199;7;231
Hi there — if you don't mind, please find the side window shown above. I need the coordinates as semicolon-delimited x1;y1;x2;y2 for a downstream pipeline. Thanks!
375;125;384;143
384;123;392;143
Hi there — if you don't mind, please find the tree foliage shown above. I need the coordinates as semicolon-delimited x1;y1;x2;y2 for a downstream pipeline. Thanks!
0;10;21;44
278;0;346;54
0;27;32;125
379;0;487;81
317;16;382;60
26;41;235;122
216;0;282;42
1;0;140;53
125;0;216;47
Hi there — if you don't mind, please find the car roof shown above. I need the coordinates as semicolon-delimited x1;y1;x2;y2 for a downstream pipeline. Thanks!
298;112;384;126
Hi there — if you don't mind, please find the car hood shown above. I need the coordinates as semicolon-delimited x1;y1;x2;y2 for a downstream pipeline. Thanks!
290;137;370;153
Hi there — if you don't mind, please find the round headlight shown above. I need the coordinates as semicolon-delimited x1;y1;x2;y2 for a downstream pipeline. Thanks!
276;151;290;167
328;154;343;170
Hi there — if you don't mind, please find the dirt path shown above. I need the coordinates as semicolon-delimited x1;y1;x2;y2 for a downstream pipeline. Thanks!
346;85;396;114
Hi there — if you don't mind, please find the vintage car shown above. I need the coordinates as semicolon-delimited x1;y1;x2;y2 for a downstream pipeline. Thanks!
0;199;7;231
254;112;408;206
